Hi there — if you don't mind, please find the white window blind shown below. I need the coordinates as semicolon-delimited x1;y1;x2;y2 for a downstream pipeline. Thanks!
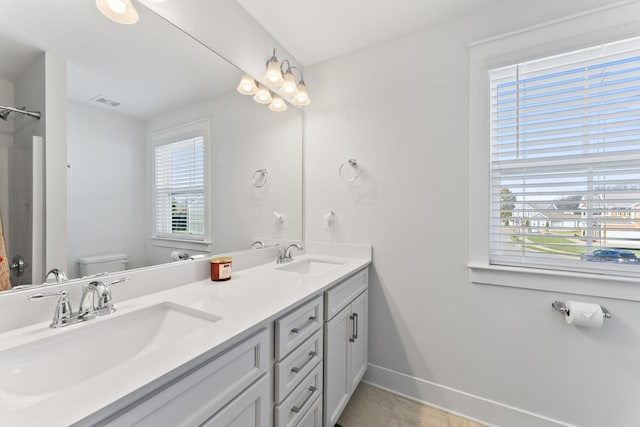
155;136;205;240
489;36;640;276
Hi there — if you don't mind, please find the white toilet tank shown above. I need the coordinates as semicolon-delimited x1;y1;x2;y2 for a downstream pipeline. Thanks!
78;253;129;277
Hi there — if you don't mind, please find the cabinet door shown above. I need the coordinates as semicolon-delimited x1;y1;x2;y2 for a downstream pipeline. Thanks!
349;290;368;392
323;305;351;427
200;374;272;427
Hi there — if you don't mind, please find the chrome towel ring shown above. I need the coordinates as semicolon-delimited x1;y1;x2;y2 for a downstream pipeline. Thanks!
338;159;360;182
252;168;268;188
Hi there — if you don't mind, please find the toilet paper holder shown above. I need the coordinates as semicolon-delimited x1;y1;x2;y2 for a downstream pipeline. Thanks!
552;300;611;319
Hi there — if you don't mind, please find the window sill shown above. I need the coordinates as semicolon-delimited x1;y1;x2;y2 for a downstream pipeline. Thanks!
151;237;211;252
468;263;640;302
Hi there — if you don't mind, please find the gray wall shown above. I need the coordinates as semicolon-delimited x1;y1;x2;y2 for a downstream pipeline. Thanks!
304;1;640;426
66;100;147;278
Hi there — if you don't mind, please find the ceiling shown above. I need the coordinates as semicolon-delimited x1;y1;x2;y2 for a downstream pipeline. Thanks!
234;0;503;65
0;1;238;120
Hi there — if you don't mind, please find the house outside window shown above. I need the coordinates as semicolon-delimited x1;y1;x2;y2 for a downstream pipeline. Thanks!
469;2;640;300
488;36;640;276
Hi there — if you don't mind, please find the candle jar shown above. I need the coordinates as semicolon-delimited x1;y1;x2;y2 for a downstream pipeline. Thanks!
210;257;232;281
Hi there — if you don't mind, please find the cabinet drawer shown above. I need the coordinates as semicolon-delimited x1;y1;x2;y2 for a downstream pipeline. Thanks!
325;269;367;320
274;329;323;403
275;295;323;360
275;363;323;427
99;328;271;427
296;393;322;427
200;374;271;427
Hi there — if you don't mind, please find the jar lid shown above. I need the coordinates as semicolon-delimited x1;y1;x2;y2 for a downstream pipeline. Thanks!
210;257;232;263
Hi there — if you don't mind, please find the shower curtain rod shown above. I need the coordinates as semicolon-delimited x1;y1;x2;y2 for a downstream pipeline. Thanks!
0;104;41;120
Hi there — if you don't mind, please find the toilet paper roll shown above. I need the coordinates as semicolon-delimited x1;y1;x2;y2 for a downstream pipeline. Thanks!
566;300;604;328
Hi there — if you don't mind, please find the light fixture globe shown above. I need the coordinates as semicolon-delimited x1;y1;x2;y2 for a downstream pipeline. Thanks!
291;81;310;106
237;73;258;95
96;0;139;24
279;71;299;97
253;84;273;104
269;95;288;112
263;59;284;87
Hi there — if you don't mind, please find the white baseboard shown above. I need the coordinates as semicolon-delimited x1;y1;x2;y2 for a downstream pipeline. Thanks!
363;363;574;427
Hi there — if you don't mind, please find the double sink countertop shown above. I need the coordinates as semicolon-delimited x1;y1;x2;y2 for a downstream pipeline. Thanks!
0;250;371;427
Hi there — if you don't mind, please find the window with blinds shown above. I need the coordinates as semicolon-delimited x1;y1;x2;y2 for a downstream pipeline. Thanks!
154;136;205;240
489;36;640;275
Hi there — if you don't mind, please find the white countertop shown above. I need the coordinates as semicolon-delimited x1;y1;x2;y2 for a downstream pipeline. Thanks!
0;253;370;427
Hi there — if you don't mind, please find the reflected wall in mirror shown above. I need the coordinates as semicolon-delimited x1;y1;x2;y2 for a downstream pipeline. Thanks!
0;1;302;290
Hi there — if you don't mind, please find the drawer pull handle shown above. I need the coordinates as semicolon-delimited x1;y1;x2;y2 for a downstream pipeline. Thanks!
291;386;317;413
349;313;356;342
291;351;318;373
291;316;317;334
353;312;359;340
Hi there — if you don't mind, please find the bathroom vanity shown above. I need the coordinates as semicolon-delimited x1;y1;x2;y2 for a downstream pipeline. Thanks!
0;245;371;427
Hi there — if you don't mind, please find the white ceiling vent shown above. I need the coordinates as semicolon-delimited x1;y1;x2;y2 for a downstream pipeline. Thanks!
90;95;121;108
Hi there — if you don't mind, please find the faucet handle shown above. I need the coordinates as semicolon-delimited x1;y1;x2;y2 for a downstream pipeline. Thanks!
80;271;109;279
29;290;74;328
108;276;130;286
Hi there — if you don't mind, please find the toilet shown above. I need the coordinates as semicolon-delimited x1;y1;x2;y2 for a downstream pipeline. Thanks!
78;253;129;277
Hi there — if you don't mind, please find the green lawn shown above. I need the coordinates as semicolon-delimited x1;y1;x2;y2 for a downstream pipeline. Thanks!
527;236;574;244
503;228;640;258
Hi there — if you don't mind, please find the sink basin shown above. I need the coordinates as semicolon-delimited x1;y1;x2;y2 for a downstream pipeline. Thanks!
276;258;344;275
0;302;221;397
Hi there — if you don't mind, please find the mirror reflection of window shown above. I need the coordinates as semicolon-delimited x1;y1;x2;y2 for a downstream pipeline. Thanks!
152;120;209;242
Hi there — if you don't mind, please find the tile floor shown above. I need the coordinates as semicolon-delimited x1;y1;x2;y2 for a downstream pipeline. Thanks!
337;383;486;427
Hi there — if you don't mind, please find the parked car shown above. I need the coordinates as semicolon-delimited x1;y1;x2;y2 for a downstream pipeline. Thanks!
580;249;640;264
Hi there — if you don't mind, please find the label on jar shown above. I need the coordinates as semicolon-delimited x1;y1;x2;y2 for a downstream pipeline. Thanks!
218;262;232;279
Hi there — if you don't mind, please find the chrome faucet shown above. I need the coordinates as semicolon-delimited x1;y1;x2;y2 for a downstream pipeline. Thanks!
45;268;68;283
251;240;266;249
29;277;129;328
277;243;303;264
78;280;117;320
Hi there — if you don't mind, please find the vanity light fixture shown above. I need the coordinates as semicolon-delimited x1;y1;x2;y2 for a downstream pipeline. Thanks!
95;0;139;24
291;79;310;106
279;69;299;97
269;95;288;112
236;48;311;112
263;50;285;87
253;84;273;104
237;72;258;95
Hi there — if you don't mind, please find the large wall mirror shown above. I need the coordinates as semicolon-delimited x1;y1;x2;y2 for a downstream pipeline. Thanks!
0;1;302;291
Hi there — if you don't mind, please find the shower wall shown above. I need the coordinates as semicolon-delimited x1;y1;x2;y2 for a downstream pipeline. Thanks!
7;144;32;285
0;78;14;277
12;54;45;285
4;54;45;286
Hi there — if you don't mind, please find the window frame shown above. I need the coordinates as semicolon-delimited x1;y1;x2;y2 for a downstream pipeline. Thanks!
150;119;211;251
468;1;640;301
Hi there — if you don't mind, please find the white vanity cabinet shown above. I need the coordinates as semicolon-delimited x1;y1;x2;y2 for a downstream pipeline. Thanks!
92;327;272;427
274;295;324;427
200;374;272;427
323;269;368;427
